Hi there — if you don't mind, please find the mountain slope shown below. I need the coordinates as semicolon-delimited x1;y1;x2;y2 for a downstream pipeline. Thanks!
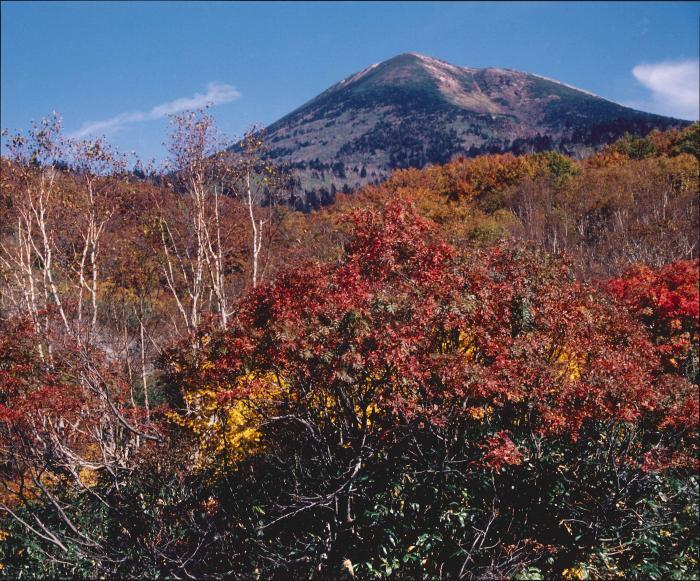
259;53;689;209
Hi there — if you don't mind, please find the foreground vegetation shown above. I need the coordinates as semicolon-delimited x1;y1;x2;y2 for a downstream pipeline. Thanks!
0;116;698;578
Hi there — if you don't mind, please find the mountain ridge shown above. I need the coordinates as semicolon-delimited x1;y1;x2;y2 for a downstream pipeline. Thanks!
252;53;689;209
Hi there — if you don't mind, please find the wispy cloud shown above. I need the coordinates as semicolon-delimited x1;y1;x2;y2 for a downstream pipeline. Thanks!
70;82;241;138
628;59;698;120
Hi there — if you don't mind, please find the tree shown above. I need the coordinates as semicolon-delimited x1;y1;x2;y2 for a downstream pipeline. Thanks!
606;259;699;383
227;127;283;288
155;113;284;352
163;199;697;578
0;117;159;572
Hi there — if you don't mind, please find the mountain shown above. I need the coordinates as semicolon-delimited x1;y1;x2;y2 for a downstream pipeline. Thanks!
258;53;689;209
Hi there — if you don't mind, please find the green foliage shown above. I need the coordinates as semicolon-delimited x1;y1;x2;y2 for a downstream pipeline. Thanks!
672;123;700;159
0;455;262;578
542;150;579;184
514;566;545;580
6;423;695;579
610;132;659;159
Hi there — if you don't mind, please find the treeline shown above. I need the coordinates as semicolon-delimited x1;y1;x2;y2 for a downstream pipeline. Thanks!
0;116;698;579
324;124;699;277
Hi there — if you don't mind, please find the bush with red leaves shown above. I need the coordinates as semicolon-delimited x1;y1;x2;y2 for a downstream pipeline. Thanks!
606;259;699;378
166;199;697;468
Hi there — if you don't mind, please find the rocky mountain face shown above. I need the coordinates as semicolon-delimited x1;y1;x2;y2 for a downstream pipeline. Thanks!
257;53;688;210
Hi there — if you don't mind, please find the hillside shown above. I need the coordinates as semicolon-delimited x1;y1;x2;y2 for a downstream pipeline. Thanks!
2;116;698;579
258;53;689;209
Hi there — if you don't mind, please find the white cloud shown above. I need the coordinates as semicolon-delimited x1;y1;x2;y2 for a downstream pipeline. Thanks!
630;59;699;120
70;82;241;138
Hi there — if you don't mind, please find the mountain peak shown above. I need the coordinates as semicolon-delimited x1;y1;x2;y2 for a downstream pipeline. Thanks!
385;52;464;67
369;52;476;77
257;54;688;210
323;52;482;110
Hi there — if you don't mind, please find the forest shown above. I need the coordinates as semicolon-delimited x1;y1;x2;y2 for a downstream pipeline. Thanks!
0;113;698;579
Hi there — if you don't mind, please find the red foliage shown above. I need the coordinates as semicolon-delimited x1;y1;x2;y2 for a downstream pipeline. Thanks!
167;199;697;468
0;315;152;489
606;260;699;326
606;260;699;371
0;318;84;429
482;431;524;470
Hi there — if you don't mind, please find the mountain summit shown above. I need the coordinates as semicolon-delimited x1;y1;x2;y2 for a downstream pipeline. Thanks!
260;53;687;208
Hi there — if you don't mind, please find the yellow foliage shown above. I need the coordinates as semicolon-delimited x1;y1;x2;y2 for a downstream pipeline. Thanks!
435;329;478;360
466;406;485;421
458;331;478;360
169;388;260;467
168;371;286;468
556;350;584;381
562;565;588;580
78;466;99;487
355;401;380;429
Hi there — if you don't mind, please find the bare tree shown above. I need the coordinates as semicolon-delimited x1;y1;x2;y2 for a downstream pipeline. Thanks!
155;112;284;347
1;117;160;566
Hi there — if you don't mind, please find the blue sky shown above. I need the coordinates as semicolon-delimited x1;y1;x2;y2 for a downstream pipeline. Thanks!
2;1;698;162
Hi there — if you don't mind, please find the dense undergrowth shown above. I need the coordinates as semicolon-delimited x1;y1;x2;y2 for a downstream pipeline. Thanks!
0;117;698;579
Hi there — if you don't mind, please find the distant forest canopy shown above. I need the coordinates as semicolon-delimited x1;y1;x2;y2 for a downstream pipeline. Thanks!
0;114;698;579
258;52;692;211
272;120;696;212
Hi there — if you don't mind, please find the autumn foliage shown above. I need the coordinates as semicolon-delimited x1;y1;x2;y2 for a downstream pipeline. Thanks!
0;120;698;579
607;260;699;370
157;199;698;577
174;200;694;446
